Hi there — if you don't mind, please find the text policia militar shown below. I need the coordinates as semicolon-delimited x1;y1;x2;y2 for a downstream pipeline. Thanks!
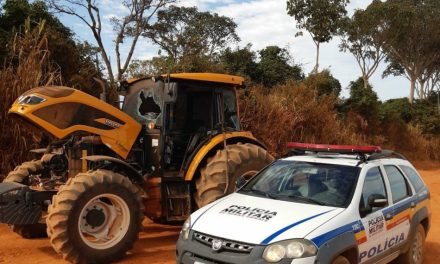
219;205;278;221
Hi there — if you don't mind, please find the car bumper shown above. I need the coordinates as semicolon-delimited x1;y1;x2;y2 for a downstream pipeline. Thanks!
176;231;316;264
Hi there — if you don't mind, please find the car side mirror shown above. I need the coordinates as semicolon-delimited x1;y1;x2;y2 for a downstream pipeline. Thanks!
360;194;387;218
235;175;248;190
368;194;387;208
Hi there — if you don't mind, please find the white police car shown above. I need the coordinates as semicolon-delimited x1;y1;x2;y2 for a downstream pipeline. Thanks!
176;143;431;264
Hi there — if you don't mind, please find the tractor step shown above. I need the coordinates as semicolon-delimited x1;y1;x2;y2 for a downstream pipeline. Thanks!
166;215;189;222
162;179;191;222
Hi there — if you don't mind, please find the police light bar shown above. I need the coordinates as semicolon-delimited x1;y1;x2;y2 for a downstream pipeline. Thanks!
287;142;382;154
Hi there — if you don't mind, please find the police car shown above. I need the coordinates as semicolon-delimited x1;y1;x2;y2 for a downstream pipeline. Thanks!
176;143;431;264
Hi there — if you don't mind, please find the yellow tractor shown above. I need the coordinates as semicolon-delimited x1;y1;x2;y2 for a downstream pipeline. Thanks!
0;73;273;263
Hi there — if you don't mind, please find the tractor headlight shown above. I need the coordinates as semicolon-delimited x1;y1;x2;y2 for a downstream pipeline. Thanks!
263;239;317;262
180;217;191;240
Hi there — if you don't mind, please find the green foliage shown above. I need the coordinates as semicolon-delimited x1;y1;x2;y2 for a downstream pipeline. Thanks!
144;5;239;72
343;78;380;129
286;0;349;43
371;0;440;102
303;69;341;97
220;44;258;80
254;46;303;88
339;5;385;88
380;98;412;123
126;58;166;78
412;99;440;135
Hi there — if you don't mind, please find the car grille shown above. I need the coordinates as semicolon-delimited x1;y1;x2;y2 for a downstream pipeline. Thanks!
194;232;254;253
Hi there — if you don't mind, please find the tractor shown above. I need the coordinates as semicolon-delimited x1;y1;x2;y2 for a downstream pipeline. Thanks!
0;73;273;263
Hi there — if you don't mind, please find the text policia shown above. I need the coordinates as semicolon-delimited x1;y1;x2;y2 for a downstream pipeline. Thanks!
359;233;405;262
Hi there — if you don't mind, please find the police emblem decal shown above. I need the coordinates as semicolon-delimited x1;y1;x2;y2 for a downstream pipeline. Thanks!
212;239;223;251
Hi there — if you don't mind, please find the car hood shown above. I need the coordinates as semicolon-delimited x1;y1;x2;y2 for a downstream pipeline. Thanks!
191;193;344;245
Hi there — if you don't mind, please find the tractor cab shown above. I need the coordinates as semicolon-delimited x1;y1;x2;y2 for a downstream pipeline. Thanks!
120;73;243;177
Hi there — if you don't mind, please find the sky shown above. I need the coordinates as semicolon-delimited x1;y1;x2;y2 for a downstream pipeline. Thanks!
57;0;409;101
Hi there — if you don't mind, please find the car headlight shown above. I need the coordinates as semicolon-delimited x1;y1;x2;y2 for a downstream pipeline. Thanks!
180;217;191;240
263;239;317;262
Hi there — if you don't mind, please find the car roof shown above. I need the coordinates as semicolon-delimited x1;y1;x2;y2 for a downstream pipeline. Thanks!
281;155;412;168
125;73;244;86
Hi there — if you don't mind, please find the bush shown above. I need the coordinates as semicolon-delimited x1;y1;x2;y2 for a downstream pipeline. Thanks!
303;69;342;97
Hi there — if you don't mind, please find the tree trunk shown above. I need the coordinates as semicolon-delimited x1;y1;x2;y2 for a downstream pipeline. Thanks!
409;77;416;104
437;91;440;114
419;80;425;100
363;75;369;89
314;42;320;73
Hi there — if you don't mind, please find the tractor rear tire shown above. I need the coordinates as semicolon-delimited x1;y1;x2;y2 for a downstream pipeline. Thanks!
4;160;48;238
195;143;274;208
46;169;144;264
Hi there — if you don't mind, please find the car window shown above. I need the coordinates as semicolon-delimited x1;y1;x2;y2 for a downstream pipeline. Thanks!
240;160;360;207
399;165;425;192
384;165;411;203
359;167;388;215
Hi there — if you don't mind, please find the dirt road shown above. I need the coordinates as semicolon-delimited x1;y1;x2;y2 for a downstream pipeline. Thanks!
0;169;438;264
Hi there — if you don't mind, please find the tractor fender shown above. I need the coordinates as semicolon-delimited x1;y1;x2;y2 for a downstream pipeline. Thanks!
83;155;143;183
183;131;267;181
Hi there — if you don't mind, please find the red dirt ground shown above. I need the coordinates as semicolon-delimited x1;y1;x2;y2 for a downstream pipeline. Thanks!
0;169;438;264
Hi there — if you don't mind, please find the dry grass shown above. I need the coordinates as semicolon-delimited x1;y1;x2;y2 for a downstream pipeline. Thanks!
239;83;440;162
0;23;60;178
239;82;365;157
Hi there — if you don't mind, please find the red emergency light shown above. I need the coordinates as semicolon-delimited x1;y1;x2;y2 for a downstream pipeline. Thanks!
287;142;382;154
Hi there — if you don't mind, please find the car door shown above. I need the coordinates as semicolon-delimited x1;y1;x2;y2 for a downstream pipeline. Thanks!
358;166;394;263
381;164;414;251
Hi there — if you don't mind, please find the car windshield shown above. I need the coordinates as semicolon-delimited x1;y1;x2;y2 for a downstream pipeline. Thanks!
239;160;360;208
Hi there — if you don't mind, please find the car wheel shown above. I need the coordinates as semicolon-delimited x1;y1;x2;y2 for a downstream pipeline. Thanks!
395;224;425;264
331;255;351;264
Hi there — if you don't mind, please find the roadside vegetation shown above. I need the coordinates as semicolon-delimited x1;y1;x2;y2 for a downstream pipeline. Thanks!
1;0;439;177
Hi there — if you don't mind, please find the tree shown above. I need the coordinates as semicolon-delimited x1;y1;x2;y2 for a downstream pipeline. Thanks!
343;77;380;129
126;58;164;78
380;98;412;123
376;0;440;103
255;46;304;88
47;0;174;87
144;5;239;72
340;5;386;89
287;0;349;72
220;44;257;79
0;0;103;96
303;69;341;97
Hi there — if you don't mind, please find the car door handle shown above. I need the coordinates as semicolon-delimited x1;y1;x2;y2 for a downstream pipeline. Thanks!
385;213;393;220
410;202;416;208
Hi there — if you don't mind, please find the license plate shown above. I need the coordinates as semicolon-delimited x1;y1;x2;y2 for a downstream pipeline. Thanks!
194;262;205;264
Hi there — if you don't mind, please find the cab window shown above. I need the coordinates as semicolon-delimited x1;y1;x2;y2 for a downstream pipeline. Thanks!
399;165;424;192
384;165;412;203
359;167;388;216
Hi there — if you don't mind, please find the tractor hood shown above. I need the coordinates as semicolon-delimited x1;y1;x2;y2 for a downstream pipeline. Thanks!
9;86;142;159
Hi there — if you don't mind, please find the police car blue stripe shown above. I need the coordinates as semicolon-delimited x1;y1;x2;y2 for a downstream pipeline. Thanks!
393;198;414;214
261;210;334;245
311;222;357;247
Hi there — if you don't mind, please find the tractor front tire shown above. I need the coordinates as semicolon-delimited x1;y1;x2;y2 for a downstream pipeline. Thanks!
4;160;47;238
195;143;274;208
46;170;144;263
